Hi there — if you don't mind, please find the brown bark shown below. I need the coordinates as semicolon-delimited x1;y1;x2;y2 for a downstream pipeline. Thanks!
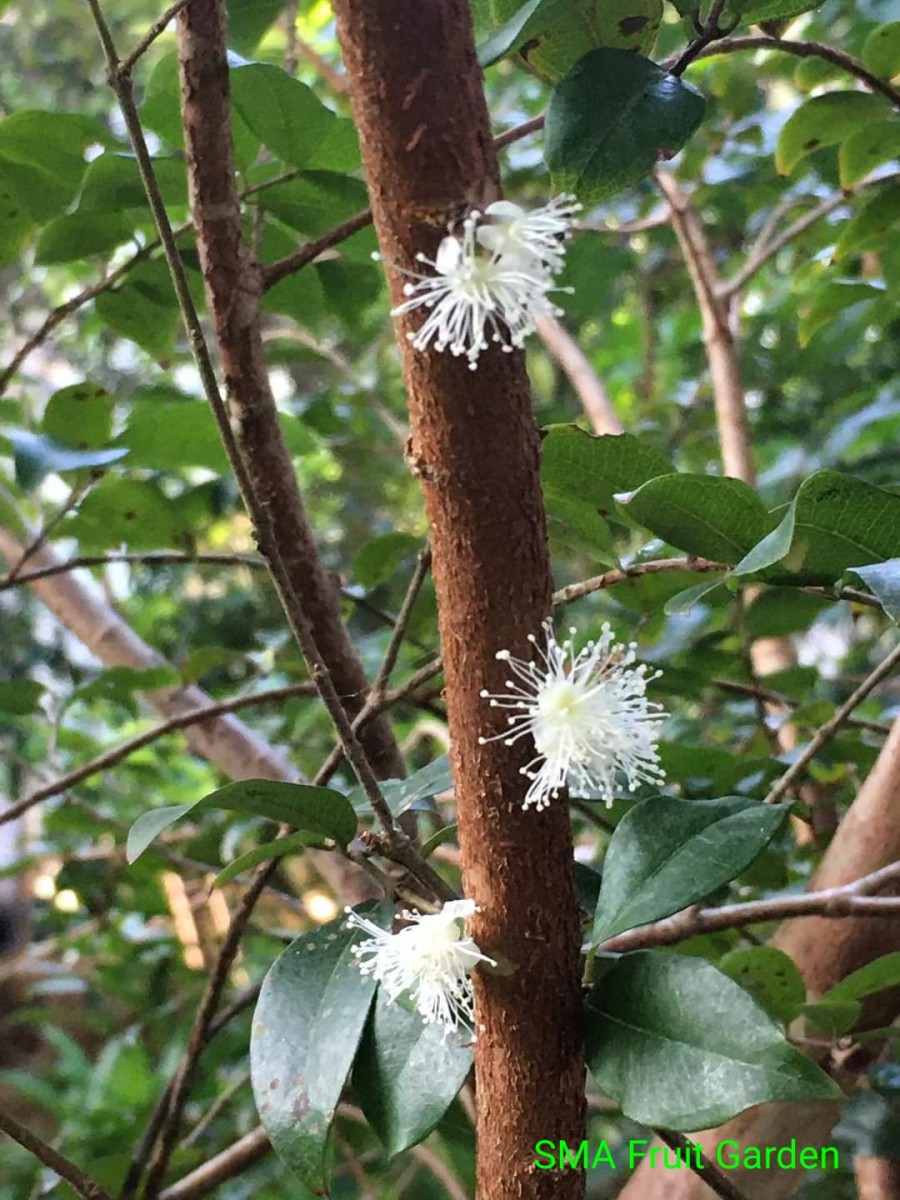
856;1156;900;1199
175;0;404;782
331;3;585;1197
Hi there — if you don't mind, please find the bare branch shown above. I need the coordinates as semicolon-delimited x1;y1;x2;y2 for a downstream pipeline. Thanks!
656;1131;752;1200
120;0;192;74
158;1128;270;1200
0;1110;115;1200
535;316;624;435
552;556;728;606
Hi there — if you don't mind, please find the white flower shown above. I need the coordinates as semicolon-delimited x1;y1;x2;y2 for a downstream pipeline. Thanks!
479;620;666;812
388;196;579;370
477;195;582;273
345;899;494;1034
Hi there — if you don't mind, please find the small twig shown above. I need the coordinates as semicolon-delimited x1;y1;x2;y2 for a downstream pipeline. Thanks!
119;0;192;74
712;678;891;737
692;36;900;109
0;550;264;593
764;642;900;805
668;0;738;78
656;1130;751;1200
0;1110;115;1200
180;1069;250;1148
3;476;96;582
370;543;432;701
158;1127;270;1200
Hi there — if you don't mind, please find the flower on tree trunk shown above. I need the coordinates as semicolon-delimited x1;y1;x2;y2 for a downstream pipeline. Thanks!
388;195;581;369
479;620;667;812
345;899;494;1034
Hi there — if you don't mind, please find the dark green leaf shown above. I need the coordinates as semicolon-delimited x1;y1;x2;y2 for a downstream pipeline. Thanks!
834;184;900;261
823;952;900;1005
251;910;383;1192
75;153;186;214
776;93;888;175
4;431;127;490
214;830;332;888
592;796;790;942
94;260;183;361
585;951;840;1130
227;0;286;54
541;425;672;510
745;588;830;637
127;779;357;862
801;999;862;1039
353;533;421;589
351;756;454;817
624;474;771;562
545;49;705;203
848;559;900;624
719;946;806;1022
35;212;135;265
353;989;472;1157
838;122;900;189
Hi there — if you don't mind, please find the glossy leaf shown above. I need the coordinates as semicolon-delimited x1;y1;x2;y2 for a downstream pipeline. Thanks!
848;559;900;624
353;989;472;1157
585;951;840;1130
545;48;705;202
251;910;383;1193
592;796;790;942
623;474;771;562
350;756;454;817
126;779;357;862
541;425;671;510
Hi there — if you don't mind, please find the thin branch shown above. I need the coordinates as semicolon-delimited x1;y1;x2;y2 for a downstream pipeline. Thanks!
0;682;318;829
668;0;738;78
602;861;900;953
535;316;624;436
764;641;900;805
0;1110;115;1200
551;556;729;606
713;677;891;737
655;1131;752;1200
158;1128;269;1200
693;36;900;109
3;477;96;582
120;0;192;74
0;550;263;593
293;35;348;94
370;543;432;700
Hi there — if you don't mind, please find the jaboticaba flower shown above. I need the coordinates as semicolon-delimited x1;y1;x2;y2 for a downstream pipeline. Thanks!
345;899;495;1035
479;620;667;812
388;195;581;370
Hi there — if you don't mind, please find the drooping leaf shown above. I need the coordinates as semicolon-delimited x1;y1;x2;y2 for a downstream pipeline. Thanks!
213;830;336;888
251;909;384;1192
585;951;840;1130
623;474;772;562
592;796;790;943
126;779;357;862
353;989;472;1157
545;48;705;202
719;946;807;1022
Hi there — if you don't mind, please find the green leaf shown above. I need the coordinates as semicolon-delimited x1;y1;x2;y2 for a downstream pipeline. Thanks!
624;474;771;562
0;679;44;715
256;171;369;237
230;63;359;172
3;431;127;490
63;478;188;552
35;212;136;264
251;909;383;1193
227;0;287;55
353;989;472;1157
126;779;357;863
862;22;900;81
848;559;900;623
0;110;107;218
833;184;900;261
719;947;806;1023
94;260;183;361
353;533;421;589
662;579;727;615
585;951;840;1130
776;93;888;175
839;122;900;189
737;471;900;584
823;952;900;1005
214;830;331;888
592;796;790;943
351;756;454;818
745;588;829;637
43;383;114;451
0;162;35;266
801;998;861;1038
545;48;705;203
799;281;884;348
483;0;662;80
75;153;187;214
541;425;672;511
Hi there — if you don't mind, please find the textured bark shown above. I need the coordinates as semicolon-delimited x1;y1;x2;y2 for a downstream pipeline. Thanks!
331;4;586;1197
175;0;404;782
856;1157;900;1199
0;526;374;901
